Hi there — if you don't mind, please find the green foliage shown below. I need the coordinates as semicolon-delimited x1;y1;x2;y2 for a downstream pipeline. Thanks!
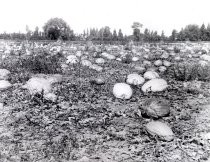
173;62;210;81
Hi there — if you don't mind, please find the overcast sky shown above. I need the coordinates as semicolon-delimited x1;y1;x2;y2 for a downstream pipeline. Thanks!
0;0;210;36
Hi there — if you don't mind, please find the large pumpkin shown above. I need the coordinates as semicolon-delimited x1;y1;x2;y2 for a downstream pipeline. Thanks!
143;71;159;80
141;98;170;118
126;74;145;85
113;83;133;99
141;78;168;93
145;121;174;141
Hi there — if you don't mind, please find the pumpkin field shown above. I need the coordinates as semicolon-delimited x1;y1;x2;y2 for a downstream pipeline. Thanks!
0;40;210;162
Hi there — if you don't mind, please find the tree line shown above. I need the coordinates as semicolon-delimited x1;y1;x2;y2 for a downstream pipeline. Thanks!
1;18;210;42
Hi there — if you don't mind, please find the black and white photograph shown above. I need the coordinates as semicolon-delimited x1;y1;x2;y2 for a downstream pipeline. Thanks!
0;0;210;161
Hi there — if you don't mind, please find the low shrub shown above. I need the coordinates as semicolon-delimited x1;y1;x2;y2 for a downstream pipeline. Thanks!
0;50;63;74
173;62;210;81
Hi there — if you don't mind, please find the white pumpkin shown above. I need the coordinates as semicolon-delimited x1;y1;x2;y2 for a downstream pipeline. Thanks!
161;52;169;59
163;60;171;67
47;74;63;84
44;93;57;102
132;57;139;62
174;56;181;61
61;63;69;71
113;83;133;99
0;69;10;80
23;77;52;94
154;60;162;66
90;64;103;72
126;74;145;85
143;71;159;80
199;60;208;67
0;80;12;90
200;54;210;62
141;78;168;93
95;58;105;64
116;58;122;61
81;60;92;67
159;66;167;72
143;55;149;60
76;51;83;57
143;60;152;67
101;52;116;60
145;121;174;141
134;66;146;73
66;55;78;64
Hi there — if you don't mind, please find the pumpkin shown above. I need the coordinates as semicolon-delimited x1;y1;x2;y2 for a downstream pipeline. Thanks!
0;69;10;80
66;55;78;64
44;93;57;102
200;54;210;62
154;60;162;66
76;51;83;57
143;60;152;67
159;66;167;72
90;64;103;72
81;60;92;67
101;52;116;60
90;77;105;85
113;83;133;99
141;78;168;93
141;98;170;118
126;74;145;85
23;77;52;94
132;56;139;62
134;66;146;73
61;63;69;71
95;58;105;64
199;60;208;67
0;80;12;90
47;74;63;84
174;56;181;61
116;58;122;61
161;52;169;59
145;121;174;141
143;71;159;80
163;60;171;67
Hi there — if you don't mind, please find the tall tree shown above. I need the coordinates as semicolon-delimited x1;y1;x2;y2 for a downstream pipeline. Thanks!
103;26;112;41
160;31;166;41
143;28;150;42
170;29;178;41
43;17;73;40
112;29;118;41
33;26;39;39
118;29;124;41
25;25;31;40
200;24;208;41
183;24;200;41
207;24;210;41
131;22;143;41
